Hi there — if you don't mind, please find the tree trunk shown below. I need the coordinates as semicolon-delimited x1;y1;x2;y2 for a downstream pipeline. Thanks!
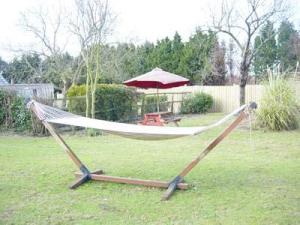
62;80;67;107
91;88;96;119
239;84;246;105
91;46;100;119
239;61;249;106
85;70;90;118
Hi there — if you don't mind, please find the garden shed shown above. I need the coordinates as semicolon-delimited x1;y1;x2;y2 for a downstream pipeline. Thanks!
0;83;59;100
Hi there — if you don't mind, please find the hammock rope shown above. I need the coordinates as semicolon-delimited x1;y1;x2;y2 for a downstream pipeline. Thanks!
27;100;248;140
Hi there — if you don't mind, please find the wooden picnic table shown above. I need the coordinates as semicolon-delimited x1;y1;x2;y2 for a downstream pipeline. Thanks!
141;111;181;126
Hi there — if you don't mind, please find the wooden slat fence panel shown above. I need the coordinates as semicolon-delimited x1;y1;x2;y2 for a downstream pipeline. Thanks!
141;85;270;113
123;79;300;113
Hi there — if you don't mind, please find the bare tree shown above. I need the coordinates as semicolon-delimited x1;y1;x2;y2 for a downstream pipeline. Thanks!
20;6;66;57
19;5;74;100
211;0;287;105
69;0;115;118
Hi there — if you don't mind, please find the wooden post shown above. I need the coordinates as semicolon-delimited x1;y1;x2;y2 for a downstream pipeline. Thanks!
30;102;92;188
171;94;174;114
162;111;248;200
179;112;247;177
141;95;145;117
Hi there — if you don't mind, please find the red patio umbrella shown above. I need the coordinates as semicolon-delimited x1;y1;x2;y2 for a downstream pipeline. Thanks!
123;67;189;89
123;68;189;112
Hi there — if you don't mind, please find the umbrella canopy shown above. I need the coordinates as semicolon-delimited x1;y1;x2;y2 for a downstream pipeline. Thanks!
123;68;189;89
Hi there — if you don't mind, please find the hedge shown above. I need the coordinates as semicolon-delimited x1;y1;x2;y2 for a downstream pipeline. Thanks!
67;84;139;121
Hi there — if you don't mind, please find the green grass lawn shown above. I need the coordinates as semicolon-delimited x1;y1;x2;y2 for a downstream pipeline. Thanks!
0;114;299;225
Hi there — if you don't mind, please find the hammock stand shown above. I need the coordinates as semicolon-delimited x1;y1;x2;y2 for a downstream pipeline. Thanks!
29;101;256;200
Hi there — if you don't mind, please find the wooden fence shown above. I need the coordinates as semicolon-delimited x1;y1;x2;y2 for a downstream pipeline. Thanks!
141;81;299;113
55;80;300;115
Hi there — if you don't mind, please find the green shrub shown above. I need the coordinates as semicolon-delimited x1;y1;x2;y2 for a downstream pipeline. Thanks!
0;90;31;131
67;96;86;116
181;92;213;114
142;95;168;113
257;75;299;131
67;85;87;116
67;85;86;97
94;84;138;121
67;84;139;121
11;97;32;131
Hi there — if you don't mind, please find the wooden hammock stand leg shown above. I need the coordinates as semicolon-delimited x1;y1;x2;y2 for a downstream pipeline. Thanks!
42;121;95;189
161;111;248;200
36;105;250;200
41;121;188;190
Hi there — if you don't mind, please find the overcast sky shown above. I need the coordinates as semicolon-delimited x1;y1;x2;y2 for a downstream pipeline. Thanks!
0;0;299;61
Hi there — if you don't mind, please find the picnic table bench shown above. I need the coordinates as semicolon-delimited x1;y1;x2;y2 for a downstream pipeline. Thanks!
140;111;181;126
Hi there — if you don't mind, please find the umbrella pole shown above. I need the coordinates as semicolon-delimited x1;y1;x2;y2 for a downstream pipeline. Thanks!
157;88;159;112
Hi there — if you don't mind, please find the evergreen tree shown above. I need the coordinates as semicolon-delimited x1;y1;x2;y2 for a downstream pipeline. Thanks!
277;20;297;71
152;37;173;71
42;52;74;94
171;32;184;73
290;32;300;66
253;21;277;79
136;41;155;74
177;29;217;84
70;30;220;85
112;43;139;82
5;54;42;83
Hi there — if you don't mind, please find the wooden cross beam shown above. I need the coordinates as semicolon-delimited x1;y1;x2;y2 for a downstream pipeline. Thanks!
74;172;188;189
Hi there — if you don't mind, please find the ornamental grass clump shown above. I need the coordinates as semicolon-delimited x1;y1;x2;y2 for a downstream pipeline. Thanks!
257;74;299;131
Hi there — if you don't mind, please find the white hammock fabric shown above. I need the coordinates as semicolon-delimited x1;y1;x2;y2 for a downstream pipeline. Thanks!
28;100;247;140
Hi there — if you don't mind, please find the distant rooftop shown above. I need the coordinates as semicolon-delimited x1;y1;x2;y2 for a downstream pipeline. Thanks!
0;74;8;85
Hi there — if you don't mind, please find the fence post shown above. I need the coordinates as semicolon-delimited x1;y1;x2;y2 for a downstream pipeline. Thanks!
141;95;145;117
171;94;174;114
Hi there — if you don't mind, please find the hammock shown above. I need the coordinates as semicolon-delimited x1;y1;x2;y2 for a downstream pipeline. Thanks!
28;100;248;140
28;100;256;200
